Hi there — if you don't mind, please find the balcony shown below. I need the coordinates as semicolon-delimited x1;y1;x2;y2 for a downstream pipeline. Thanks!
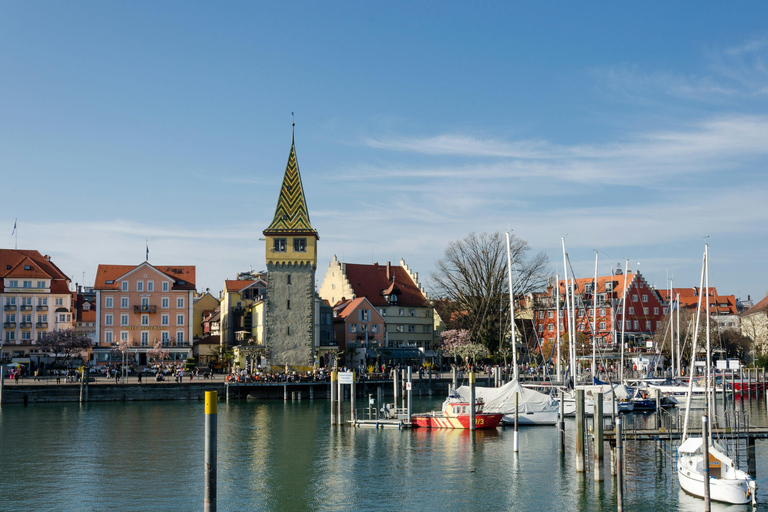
4;304;17;311
36;305;47;311
133;305;157;314
3;322;16;328
36;322;48;328
20;305;33;312
20;322;33;329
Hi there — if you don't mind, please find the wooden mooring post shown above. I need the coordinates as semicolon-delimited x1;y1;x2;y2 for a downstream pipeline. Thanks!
594;392;604;481
558;393;565;453
575;389;585;472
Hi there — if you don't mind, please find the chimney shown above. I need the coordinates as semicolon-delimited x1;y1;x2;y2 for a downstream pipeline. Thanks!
386;262;391;281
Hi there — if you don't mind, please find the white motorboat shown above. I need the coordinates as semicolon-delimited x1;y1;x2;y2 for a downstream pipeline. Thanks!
677;437;755;505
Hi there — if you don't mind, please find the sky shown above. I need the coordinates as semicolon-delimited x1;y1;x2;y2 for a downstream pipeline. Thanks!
2;2;768;302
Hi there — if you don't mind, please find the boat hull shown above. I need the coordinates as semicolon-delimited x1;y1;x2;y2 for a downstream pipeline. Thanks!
500;410;558;426
677;460;753;505
413;413;503;429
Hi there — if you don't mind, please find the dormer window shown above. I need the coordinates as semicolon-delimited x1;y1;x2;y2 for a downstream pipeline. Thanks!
83;303;91;311
389;294;398;305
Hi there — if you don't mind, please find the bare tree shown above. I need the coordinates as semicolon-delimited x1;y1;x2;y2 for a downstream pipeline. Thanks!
38;329;92;365
431;231;549;352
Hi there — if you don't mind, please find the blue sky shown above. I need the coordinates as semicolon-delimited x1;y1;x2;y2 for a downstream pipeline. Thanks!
2;2;767;302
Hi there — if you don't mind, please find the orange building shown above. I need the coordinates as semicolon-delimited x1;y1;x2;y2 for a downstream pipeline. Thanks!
93;261;195;366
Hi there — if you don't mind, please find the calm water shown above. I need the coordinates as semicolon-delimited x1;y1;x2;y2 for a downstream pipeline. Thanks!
1;394;767;511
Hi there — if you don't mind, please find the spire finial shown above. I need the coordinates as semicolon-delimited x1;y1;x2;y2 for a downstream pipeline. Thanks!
291;112;295;141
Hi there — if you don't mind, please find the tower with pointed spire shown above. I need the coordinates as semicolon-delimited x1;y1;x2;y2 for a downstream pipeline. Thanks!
263;126;318;369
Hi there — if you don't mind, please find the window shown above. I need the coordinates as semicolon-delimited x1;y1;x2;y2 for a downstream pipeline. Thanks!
396;325;405;333
388;294;398;305
121;297;129;308
642;295;648;302
176;314;184;326
105;297;113;308
147;281;154;292
38;297;47;307
584;283;593;293
287;275;292;285
22;297;32;306
360;310;370;321
663;307;668;315
399;309;405;317
37;281;45;288
104;314;113;326
137;281;143;292
120;331;129;342
177;331;184;344
141;297;149;307
547;324;554;332
162;297;169;309
161;314;169;326
5;314;15;322
286;300;291;310
643;307;648;315
600;321;606;330
629;307;634;315
273;238;287;252
5;332;14;342
162;331;170;345
605;282;614;292
645;320;651;330
23;280;32;288
371;324;381;334
617;306;623;314
141;314;149;326
177;297;184;308
548;311;553;319
408;325;416;333
37;331;46;341
293;238;307;252
349;324;358;333
21;331;31;340
141;332;149;346
162;282;169;292
55;298;63;306
600;308;606;316
633;320;639;329
538;324;544;333
653;307;659;315
8;280;18;288
378;308;387;317
38;314;47;323
122;281;129;291
5;297;15;306
104;331;113;344
408;309;415;317
656;321;663;329
59;313;68;322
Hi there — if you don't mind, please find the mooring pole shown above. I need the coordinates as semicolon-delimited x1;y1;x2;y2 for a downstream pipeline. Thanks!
594;392;604;481
79;367;85;403
452;366;457;391
559;392;565;453
654;388;661;430
748;368;752;401
575;388;585;472
337;374;344;426
513;391;519;453
393;369;399;411
748;437;756;478
351;371;357;424
330;371;337;425
469;372;476;431
702;415;711;512
377;386;382;417
0;369;4;406
401;369;407;410
616;417;624;512
204;390;217;512
407;366;412;424
740;366;744;402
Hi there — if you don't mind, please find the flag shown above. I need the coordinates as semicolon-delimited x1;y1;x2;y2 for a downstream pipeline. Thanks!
12;220;16;235
146;241;149;261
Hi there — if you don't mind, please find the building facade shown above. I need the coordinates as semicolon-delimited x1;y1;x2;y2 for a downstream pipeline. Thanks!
93;262;195;365
0;249;73;361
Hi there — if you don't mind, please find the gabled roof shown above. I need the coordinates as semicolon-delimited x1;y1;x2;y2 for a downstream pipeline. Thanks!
94;262;196;290
0;249;70;281
225;279;265;293
552;273;639;299
263;131;317;236
343;263;428;307
658;287;738;315
743;294;768;317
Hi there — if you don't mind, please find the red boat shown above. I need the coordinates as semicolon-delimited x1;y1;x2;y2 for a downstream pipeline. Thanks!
412;394;503;429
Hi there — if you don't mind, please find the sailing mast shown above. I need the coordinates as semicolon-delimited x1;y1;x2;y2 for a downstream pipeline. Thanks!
682;248;707;441
669;275;674;378
556;273;561;383
505;232;519;382
619;260;629;382
592;251;598;382
704;244;713;447
561;238;575;388
676;293;681;376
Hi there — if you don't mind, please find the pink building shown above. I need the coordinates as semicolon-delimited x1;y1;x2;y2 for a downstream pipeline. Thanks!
93;261;195;366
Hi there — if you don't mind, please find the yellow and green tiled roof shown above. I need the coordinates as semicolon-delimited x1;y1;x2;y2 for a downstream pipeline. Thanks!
264;136;317;235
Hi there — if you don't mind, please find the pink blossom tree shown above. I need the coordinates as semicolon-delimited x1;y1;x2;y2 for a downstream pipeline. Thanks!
441;329;471;361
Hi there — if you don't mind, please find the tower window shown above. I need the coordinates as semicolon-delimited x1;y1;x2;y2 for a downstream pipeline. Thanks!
293;238;307;252
287;300;291;310
274;238;287;252
287;275;292;285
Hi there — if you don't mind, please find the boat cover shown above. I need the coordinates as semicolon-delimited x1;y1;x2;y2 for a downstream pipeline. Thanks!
578;383;632;400
678;437;703;454
456;380;558;416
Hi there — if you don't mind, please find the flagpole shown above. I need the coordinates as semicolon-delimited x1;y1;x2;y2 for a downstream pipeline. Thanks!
12;219;17;249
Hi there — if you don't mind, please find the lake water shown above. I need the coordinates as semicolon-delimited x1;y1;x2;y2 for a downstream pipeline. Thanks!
1;394;767;511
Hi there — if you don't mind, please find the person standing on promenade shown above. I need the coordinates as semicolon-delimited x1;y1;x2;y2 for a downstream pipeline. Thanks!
137;371;142;384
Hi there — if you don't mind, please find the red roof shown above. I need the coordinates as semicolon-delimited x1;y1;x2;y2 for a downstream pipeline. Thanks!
658;287;737;315
343;263;428;307
225;280;259;293
94;262;196;290
743;294;768;317
0;249;69;281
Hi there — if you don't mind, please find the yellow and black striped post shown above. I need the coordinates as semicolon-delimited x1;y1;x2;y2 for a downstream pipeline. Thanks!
205;391;217;512
469;372;476;431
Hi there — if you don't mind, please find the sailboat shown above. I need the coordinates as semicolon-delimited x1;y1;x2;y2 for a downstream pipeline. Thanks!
676;245;756;505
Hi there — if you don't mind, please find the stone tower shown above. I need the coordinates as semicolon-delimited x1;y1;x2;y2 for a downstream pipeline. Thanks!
263;128;318;369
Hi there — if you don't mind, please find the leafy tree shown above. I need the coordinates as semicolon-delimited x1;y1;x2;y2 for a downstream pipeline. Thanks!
456;343;490;367
431;232;549;353
38;329;92;365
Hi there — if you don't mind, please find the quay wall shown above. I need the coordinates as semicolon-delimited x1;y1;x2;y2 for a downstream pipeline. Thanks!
0;376;459;405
